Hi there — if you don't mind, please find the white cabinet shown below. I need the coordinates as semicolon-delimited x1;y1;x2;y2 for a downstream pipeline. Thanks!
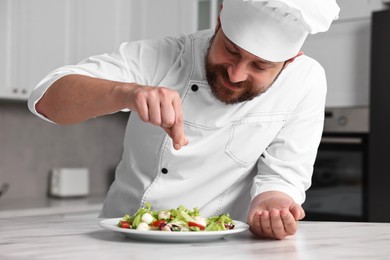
302;0;389;108
0;0;198;101
129;0;198;40
303;18;371;107
0;0;71;100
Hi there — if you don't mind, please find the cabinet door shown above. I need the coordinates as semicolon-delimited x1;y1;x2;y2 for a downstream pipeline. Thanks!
0;0;69;100
303;19;371;107
128;0;198;40
67;0;133;64
0;1;9;98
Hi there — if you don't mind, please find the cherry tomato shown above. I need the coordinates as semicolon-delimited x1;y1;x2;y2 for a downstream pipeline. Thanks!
119;221;131;229
151;220;167;227
188;221;205;230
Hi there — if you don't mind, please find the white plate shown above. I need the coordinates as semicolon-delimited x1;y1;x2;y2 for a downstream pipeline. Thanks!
99;218;249;242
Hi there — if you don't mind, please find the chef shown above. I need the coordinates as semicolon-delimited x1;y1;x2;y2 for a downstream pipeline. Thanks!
28;0;339;240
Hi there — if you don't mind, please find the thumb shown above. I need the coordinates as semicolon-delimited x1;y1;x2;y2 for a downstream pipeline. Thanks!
290;203;305;220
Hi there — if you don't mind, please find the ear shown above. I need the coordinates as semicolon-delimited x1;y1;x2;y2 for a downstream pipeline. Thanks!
284;51;304;67
215;19;221;32
215;3;223;33
288;51;304;63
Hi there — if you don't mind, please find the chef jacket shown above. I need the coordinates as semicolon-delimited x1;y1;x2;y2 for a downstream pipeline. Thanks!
28;29;326;221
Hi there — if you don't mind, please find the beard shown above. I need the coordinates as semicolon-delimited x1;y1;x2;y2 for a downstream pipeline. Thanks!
204;36;283;105
205;61;261;105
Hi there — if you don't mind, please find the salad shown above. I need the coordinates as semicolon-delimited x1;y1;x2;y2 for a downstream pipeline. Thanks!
117;203;235;232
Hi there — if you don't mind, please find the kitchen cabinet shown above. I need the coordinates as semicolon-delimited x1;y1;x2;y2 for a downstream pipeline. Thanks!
303;18;371;107
0;0;73;100
0;0;198;101
302;0;389;108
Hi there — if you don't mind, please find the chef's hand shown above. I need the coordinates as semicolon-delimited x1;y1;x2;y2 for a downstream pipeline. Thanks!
247;191;305;240
125;84;188;150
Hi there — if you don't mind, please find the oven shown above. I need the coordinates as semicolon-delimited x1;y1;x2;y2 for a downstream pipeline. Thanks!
303;107;369;221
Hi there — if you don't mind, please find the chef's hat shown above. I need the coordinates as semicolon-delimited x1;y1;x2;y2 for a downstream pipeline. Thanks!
220;0;340;62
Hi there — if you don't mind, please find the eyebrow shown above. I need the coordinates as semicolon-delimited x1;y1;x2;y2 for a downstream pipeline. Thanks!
223;34;276;66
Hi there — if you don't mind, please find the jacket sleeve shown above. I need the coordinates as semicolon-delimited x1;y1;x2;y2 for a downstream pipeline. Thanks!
28;36;184;122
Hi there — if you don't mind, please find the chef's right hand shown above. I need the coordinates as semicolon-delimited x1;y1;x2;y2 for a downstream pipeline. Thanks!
125;84;188;150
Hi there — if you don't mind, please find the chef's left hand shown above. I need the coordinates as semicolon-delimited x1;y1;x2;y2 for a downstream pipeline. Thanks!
247;191;305;240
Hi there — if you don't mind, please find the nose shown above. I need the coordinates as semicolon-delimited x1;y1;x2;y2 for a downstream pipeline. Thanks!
227;62;248;83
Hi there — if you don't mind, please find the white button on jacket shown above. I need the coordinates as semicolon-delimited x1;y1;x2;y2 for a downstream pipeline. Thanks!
28;30;326;221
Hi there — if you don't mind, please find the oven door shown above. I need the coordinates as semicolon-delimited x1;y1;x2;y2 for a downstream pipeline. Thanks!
303;133;368;221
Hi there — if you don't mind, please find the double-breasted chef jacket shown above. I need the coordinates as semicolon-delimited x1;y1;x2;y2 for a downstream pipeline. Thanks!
28;29;326;221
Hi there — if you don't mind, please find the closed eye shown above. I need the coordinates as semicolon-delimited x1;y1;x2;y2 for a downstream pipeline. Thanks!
252;63;266;71
225;44;239;56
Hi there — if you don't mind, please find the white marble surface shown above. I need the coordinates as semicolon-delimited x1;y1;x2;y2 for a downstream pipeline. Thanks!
0;196;104;217
1;211;390;260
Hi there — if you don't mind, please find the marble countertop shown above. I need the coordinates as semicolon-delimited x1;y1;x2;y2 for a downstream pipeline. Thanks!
1;211;390;260
0;196;104;218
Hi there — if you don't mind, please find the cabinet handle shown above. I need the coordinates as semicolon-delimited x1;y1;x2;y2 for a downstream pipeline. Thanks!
321;137;363;144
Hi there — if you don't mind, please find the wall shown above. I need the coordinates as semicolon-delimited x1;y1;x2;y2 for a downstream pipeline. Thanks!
0;100;128;201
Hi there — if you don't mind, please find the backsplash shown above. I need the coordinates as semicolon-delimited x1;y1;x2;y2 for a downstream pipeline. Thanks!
0;100;128;202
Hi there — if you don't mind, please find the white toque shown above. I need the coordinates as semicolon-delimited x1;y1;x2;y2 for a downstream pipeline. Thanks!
220;0;340;62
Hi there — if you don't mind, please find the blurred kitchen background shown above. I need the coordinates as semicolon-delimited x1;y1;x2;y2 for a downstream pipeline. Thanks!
0;0;389;221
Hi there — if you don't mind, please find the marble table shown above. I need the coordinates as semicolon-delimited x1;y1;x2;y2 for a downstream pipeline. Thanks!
0;196;104;218
1;211;390;260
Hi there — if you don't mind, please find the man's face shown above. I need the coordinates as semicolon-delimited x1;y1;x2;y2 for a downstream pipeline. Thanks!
205;29;287;104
